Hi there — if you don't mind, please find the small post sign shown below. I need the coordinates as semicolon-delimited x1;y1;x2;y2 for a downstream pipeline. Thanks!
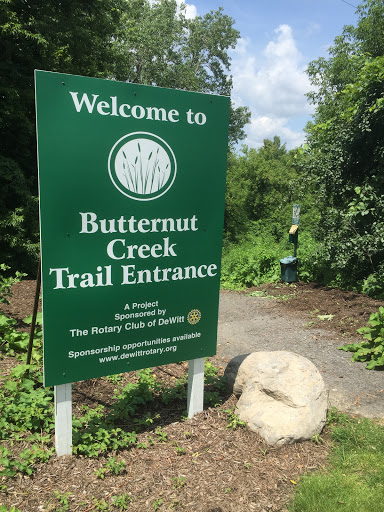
35;71;230;387
292;204;300;226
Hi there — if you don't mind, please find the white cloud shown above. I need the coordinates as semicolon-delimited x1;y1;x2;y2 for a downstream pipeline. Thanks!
176;0;197;19
231;25;312;149
246;116;306;149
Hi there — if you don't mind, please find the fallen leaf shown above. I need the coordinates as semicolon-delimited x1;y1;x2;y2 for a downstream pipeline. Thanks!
318;314;334;321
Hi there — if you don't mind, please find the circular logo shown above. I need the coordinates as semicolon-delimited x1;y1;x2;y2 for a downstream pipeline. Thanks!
187;309;201;325
108;132;177;201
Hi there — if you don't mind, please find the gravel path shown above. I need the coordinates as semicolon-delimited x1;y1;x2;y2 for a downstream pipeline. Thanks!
217;291;384;420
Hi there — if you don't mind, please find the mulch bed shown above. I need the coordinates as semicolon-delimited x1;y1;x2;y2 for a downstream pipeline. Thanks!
2;391;330;512
252;281;384;338
2;280;382;511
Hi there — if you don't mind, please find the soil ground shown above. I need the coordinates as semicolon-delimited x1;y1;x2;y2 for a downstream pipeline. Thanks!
1;280;383;512
217;282;384;419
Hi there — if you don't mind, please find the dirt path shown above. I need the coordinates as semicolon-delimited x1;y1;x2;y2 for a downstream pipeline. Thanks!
1;280;384;419
217;290;384;420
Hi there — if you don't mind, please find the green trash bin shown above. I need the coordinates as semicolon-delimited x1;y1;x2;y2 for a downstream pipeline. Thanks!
280;256;298;283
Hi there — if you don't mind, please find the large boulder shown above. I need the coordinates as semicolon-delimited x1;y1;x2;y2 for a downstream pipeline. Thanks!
224;351;327;446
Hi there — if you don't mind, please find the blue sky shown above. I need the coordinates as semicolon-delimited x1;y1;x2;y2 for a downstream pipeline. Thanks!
179;0;360;149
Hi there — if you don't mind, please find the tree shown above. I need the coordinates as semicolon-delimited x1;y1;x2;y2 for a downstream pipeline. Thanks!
113;0;250;146
0;0;249;272
303;0;384;291
224;137;308;242
0;0;127;272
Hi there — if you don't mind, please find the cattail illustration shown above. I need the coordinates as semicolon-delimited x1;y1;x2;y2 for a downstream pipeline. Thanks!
112;135;175;198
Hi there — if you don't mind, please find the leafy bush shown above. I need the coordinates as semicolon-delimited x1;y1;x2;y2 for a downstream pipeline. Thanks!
339;306;384;369
221;234;282;289
0;264;26;304
220;228;320;289
0;312;43;363
362;271;384;299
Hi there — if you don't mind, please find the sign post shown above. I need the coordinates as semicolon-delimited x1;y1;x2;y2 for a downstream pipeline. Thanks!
35;71;230;455
54;383;72;456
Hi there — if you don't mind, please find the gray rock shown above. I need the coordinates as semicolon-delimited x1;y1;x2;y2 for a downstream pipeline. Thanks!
224;351;328;445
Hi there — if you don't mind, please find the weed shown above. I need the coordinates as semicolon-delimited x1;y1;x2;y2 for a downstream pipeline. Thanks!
248;290;274;298
223;408;246;430
0;345;229;489
111;493;133;509
339;306;384;369
318;314;334;321
154;426;167;442
91;497;110;511
310;433;324;445
0;312;42;363
204;361;227;407
173;476;186;489
174;445;186;456
104;373;124;384
53;491;72;511
0;264;26;305
152;498;163;510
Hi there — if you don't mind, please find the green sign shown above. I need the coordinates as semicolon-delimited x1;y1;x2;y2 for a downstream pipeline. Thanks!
35;71;230;387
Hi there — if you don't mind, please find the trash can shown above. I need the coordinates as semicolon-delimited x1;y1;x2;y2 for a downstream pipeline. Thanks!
280;256;298;283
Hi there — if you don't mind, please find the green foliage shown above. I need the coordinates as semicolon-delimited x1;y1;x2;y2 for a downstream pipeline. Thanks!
91;497;110;511
152;498;163;511
0;311;43;364
0;0;249;272
173;476;186;488
224;138;310;243
288;412;384;512
154;426;168;443
53;491;72;512
221;227;320;289
223;408;246;431
0;363;53;442
173;444;186;456
221;234;281;288
0;361;54;479
0;0;126;272
339;306;384;369
94;457;126;479
204;361;228;407
0;264;26;304
301;0;384;292
0;201;40;276
72;402;138;457
111;493;133;509
0;352;227;482
223;136;321;289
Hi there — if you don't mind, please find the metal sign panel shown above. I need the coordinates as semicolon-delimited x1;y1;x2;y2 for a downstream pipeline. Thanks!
35;71;230;386
292;204;300;225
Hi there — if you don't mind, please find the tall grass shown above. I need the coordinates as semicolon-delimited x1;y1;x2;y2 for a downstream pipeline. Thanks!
288;410;384;512
220;228;320;289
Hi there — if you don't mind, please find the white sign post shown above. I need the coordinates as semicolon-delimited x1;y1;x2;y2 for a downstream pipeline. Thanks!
54;384;72;456
187;358;205;418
